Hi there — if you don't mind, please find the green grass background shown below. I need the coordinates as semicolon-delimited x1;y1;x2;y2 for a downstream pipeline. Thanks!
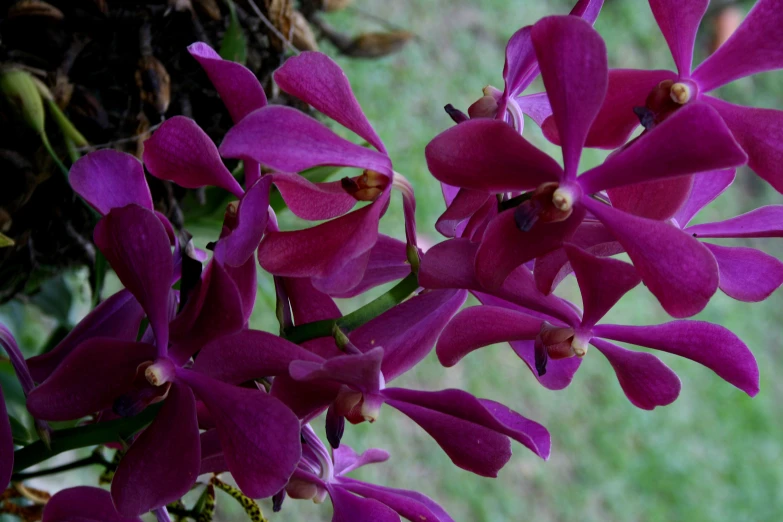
3;1;783;521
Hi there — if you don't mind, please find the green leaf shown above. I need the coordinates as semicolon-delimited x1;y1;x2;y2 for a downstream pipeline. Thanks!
220;1;247;65
0;232;13;248
9;415;32;445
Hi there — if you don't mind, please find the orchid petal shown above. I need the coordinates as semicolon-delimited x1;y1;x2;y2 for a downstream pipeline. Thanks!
283;277;343;359
274;52;386;153
703;97;783;194
329;235;412;299
425;118;562;192
26;339;155;421
649;0;707;76
112;383;200;517
94;205;173;349
594;321;759;396
591;337;681;410
514;92;552;127
673;169;735;227
509;340;582;390
502;26;537;100
144;116;243;197
69;150;153;215
43;487;143;522
435;189;493;238
179;371;301;498
564;244;641;329
221;106;392;175
224;255;257;324
475;206;585;290
693;0;783;92
193;330;322;384
338;478;455;522
290;347;384;397
607;175;694;220
570;0;604;22
578;103;747;194
214;176;271;266
531;15;607;179
350;289;467;382
328;485;401;522
311;250;372;296
188;42;266;123
704;243;783;302
333;445;390;476
271;173;356;220
436;306;542;367
687;205;783;238
583;197;718;318
257;189;388;278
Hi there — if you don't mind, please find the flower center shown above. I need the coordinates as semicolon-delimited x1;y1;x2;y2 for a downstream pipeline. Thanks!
144;358;176;387
513;182;575;231
341;169;388;201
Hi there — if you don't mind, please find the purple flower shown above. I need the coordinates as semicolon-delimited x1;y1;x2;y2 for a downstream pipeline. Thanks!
562;0;783;193
425;15;748;317
219;51;418;293
42;486;144;522
25;204;301;516
435;243;759;410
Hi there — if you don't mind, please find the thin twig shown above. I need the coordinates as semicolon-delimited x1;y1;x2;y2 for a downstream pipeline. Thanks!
76;122;162;152
244;0;300;55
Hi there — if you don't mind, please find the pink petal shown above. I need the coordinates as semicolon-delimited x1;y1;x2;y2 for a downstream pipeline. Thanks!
271;173;356;220
436;190;493;238
143;116;243;197
533;221;621;294
169;260;244;363
213;176;272;267
649;0;707;76
350;289;467;382
220;106;392;175
607;175;694;220
514;92;552;127
111;382;200;516
583;197;718;318
582;68;677;149
590;337;681;410
509;340;582;390
692;0;783;92
257;189;388;278
333;445;390;476
570;0;604;22
501;26;537;100
43;487;143;522
0;386;12;488
578;103;748;194
27;289;143;382
425;119;562;192
188;42;267;123
26;339;155;421
69;150;153;215
289;347;384;396
475;206;585;290
193;330;322;383
531;15;607;179
179;371;302;498
703;97;783;193
564;244;641;329
311;249;372;296
274;52;386;153
436;306;542;367
94;205;173;349
704;243;783;302
328;485;401;522
283;277;343;359
199;429;227;475
686;205;783;238
338;478;454;522
224;255;258;324
673;169;736;227
594;321;759;396
329;235;412;299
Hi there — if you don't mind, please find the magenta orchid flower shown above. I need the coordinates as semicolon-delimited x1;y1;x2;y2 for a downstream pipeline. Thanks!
426;15;748;318
25;204;300;516
219;51;418;294
561;0;783;193
42;487;144;522
436;244;759;410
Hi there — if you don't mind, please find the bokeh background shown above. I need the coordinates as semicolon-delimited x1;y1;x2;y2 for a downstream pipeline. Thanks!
3;1;783;521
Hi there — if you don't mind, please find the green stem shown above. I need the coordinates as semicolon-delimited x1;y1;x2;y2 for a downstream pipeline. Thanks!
40;132;70;178
12;405;160;473
283;272;419;344
11;453;108;481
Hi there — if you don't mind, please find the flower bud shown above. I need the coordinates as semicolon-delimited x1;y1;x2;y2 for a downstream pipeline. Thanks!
0;69;46;135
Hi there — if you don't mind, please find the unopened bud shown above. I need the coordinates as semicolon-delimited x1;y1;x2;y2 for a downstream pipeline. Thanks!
0;69;46;135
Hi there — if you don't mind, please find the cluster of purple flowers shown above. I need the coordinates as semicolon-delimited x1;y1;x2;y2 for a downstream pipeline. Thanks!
1;0;781;519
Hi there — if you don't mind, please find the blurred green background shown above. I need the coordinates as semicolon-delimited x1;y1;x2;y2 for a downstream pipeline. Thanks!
4;1;783;521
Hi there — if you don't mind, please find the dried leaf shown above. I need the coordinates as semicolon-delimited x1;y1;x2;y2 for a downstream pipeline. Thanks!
265;0;295;51
194;0;222;20
219;0;247;64
135;55;171;115
323;0;353;12
7;0;64;20
0;233;14;248
291;10;319;51
342;30;414;58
